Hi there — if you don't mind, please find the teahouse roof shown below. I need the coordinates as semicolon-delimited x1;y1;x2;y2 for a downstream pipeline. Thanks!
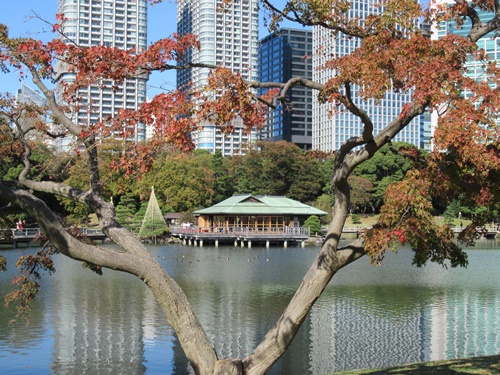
194;194;327;216
164;213;183;220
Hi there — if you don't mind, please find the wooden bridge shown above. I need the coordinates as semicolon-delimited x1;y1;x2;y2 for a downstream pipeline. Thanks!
0;228;108;249
342;225;498;238
450;225;499;238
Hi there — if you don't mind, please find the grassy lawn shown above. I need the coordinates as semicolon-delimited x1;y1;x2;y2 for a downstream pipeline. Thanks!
344;214;380;227
334;354;500;374
343;214;472;229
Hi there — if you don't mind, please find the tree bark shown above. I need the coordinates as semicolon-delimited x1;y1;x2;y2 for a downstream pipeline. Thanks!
242;171;364;374
213;359;244;375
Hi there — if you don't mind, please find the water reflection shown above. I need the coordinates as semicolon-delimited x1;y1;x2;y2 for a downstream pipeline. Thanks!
0;240;499;374
308;243;500;373
48;259;148;374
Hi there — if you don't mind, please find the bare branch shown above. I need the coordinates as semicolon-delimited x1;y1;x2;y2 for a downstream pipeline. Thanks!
29;68;82;137
464;3;500;42
250;91;276;109
30;11;80;47
141;61;219;74
260;0;368;38
344;83;374;142
252;76;324;92
45;130;68;139
344;100;428;174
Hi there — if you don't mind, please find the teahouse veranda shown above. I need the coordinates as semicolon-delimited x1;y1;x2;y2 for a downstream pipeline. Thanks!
170;194;327;248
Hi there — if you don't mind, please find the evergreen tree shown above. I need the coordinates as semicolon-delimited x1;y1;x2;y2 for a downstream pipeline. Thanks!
304;215;322;236
211;150;233;203
132;201;148;234
353;143;414;211
115;193;138;231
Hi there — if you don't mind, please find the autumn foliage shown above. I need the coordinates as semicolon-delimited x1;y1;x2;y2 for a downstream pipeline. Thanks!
0;1;500;374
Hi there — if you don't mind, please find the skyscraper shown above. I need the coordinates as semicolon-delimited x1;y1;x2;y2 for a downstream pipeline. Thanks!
15;82;48;108
14;82;69;151
311;1;422;152
430;0;499;151
56;0;148;142
176;0;260;155
259;28;313;150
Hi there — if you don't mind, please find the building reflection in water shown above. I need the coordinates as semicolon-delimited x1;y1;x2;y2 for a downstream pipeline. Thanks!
1;244;499;374
49;260;149;375
306;259;500;374
173;247;313;374
309;292;424;374
427;289;500;361
166;246;500;374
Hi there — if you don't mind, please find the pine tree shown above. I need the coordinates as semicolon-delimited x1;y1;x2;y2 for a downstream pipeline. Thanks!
132;201;148;234
115;193;138;231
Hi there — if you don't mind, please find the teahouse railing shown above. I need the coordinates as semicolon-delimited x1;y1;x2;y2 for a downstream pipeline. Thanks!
170;225;310;238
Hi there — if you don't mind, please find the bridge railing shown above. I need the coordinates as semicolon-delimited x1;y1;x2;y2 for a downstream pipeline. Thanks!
450;225;499;233
7;227;105;238
341;226;372;233
170;225;374;237
80;228;105;236
10;228;41;238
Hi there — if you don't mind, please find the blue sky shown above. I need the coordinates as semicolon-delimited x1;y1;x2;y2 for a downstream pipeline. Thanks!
0;0;180;97
0;0;300;98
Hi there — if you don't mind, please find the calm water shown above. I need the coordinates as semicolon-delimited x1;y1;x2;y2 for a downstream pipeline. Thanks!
0;239;499;374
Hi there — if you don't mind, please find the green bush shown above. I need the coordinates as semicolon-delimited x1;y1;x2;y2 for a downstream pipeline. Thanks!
351;214;361;224
304;215;322;235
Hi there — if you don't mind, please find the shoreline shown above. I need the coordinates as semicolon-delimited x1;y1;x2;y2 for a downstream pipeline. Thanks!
335;353;500;374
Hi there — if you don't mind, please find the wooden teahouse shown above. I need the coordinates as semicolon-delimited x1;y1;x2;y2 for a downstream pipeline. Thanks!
170;194;327;248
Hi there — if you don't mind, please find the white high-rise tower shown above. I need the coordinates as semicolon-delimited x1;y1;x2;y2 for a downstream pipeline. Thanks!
177;0;260;155
56;0;148;142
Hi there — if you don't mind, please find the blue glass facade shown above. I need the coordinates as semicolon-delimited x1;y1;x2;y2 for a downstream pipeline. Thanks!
259;28;313;149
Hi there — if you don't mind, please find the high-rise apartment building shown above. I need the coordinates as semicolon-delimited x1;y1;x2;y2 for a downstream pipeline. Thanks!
56;0;148;142
259;28;313;150
420;110;433;152
312;1;422;152
176;0;260;155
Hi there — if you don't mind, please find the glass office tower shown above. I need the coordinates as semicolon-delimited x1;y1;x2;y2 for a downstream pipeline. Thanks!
311;0;422;152
430;0;499;151
259;28;313;150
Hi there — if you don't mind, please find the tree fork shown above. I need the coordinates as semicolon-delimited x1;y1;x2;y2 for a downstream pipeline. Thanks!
213;359;244;375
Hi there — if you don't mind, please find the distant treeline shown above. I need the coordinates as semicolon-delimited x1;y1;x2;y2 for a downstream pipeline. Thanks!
4;139;487;226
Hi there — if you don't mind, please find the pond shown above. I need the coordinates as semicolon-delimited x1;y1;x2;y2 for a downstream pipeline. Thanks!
1;239;499;374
